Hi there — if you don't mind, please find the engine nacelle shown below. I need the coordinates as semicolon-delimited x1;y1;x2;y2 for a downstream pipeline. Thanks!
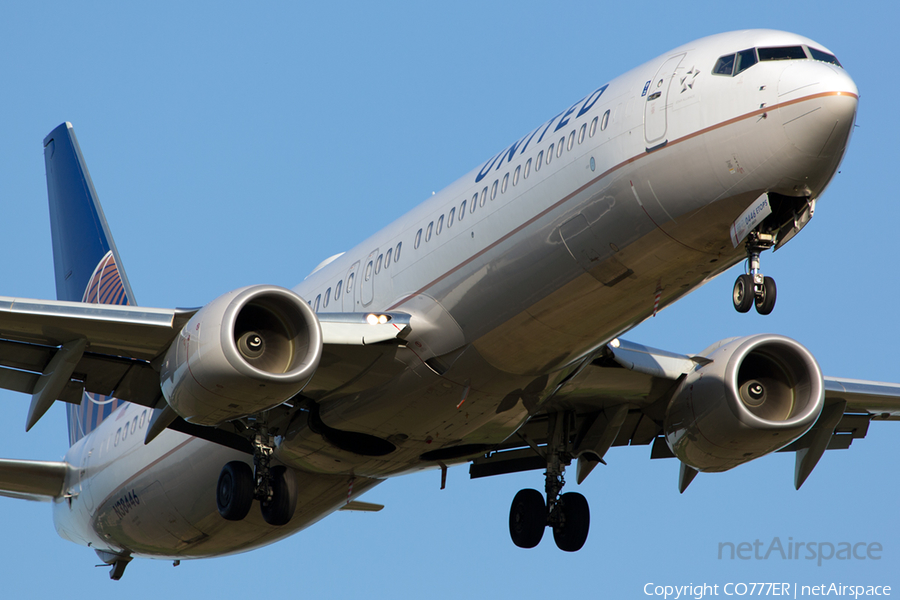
664;334;824;473
160;285;322;426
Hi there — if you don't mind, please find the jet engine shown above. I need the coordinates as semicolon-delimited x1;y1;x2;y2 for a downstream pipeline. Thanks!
664;334;824;472
160;285;322;426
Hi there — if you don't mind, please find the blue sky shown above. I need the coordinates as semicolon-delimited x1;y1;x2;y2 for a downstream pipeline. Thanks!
0;2;898;598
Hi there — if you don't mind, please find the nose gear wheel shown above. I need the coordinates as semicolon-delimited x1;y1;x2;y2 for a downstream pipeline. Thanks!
732;231;777;315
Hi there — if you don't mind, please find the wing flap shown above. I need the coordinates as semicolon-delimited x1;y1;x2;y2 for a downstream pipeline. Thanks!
0;365;38;395
0;340;161;409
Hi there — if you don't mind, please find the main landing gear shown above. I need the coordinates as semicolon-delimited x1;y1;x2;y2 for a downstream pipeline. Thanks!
733;231;777;315
216;429;296;526
508;414;590;552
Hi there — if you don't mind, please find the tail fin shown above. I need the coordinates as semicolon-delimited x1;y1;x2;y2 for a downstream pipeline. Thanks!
43;123;136;444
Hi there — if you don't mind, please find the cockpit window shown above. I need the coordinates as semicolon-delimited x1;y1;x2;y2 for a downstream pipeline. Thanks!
808;47;842;67
713;44;841;78
713;54;735;76
734;48;757;75
758;46;807;61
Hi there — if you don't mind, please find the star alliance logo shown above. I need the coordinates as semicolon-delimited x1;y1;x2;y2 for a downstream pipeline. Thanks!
680;66;699;93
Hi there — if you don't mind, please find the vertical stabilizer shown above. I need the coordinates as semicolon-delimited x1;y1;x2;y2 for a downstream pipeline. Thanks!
44;122;136;305
43;122;136;444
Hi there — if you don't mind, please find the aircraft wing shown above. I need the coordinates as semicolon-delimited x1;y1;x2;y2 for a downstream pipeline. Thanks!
0;295;410;432
470;338;900;490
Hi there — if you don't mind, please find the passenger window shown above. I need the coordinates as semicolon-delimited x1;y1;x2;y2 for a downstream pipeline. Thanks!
513;165;520;186
524;158;531;179
480;187;487;207
547;145;554;164
335;280;342;299
471;193;478;213
375;254;383;274
578;124;586;144
324;287;331;308
347;272;355;293
567;131;575;150
448;207;455;227
713;54;735;75
589;116;598;137
601;110;610;131
395;242;402;262
364;262;372;281
735;48;757;75
415;228;422;248
459;199;466;219
536;151;543;171
493;178;501;198
436;215;443;235
426;221;433;242
385;248;392;267
557;138;564;157
314;294;321;312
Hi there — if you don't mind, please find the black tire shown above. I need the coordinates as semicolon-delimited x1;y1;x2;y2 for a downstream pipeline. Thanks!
552;492;590;552
260;466;296;526
755;276;777;315
509;488;545;549
733;274;754;313
217;461;254;521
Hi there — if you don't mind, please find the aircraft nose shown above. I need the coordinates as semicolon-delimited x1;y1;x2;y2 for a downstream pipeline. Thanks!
776;62;858;158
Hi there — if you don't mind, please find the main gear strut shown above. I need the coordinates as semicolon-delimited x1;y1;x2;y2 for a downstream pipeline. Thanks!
215;425;296;526
508;413;590;551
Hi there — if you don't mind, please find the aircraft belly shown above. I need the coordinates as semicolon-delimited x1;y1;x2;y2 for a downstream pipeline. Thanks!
471;206;746;375
278;346;543;478
73;427;382;559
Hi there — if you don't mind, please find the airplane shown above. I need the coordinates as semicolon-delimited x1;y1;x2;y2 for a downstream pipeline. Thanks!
1;28;898;580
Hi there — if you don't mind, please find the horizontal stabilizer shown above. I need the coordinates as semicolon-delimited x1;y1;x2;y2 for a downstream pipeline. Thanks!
0;459;68;501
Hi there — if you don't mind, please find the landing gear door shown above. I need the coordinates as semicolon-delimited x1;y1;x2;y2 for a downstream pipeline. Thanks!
644;53;685;150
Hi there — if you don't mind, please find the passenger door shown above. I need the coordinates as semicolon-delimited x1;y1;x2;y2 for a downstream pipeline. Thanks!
361;249;378;307
343;261;360;311
644;53;685;149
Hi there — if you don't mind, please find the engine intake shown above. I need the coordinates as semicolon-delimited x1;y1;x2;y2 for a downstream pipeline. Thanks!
664;334;824;472
161;285;322;426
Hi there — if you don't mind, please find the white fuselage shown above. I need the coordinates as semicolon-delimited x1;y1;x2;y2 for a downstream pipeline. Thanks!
53;29;858;560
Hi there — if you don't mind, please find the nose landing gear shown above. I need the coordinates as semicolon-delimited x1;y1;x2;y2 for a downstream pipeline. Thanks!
733;231;777;315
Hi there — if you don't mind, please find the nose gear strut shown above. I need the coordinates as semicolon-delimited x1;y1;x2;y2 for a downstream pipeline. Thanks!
733;231;777;315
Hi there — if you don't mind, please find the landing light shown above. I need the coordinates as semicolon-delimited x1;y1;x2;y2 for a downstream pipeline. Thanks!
366;313;390;325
